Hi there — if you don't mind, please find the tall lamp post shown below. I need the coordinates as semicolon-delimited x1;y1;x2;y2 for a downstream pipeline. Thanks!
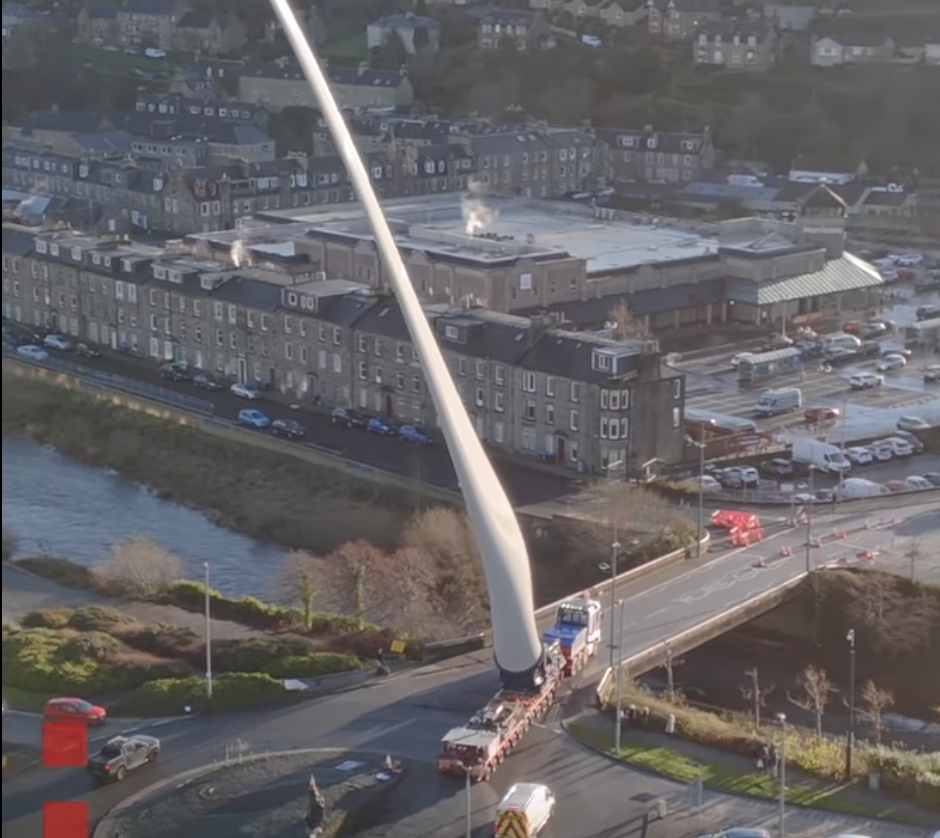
802;465;816;574
845;629;857;780
776;712;787;838
598;538;621;670
614;598;625;753
456;760;472;838
204;562;213;699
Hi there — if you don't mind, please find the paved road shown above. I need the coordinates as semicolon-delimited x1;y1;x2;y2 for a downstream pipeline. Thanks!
10;348;575;507
4;500;936;838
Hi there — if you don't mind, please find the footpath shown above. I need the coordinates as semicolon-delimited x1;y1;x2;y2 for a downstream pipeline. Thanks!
566;703;938;836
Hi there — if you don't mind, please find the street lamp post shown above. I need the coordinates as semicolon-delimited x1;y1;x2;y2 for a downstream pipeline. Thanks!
457;761;472;838
204;562;212;699
599;539;621;671
803;466;815;574
696;440;706;556
845;629;857;780
776;712;787;838
614;599;625;753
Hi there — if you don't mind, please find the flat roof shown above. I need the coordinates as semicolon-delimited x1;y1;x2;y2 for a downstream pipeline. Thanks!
255;195;721;275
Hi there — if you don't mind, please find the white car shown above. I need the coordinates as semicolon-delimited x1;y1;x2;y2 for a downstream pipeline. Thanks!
42;334;71;350
692;474;722;492
16;344;49;362
849;372;884;389
844;446;873;466
904;476;933;491
874;437;913;457
892;253;922;266
896;415;929;431
867;444;892;462
730;352;755;368
792;492;817;505
875;354;906;373
230;382;260;399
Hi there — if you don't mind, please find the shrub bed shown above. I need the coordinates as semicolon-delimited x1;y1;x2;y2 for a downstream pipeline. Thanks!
111;673;294;716
2;608;367;709
14;556;97;589
602;685;939;808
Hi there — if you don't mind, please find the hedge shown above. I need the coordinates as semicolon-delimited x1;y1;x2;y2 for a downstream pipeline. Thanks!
263;652;365;679
111;673;294;716
160;580;373;635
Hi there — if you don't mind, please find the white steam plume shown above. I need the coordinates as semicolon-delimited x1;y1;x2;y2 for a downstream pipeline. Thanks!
230;239;249;268
462;183;498;236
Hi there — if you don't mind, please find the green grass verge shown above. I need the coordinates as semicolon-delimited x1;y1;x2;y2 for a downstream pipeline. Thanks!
2;686;51;712
567;721;924;826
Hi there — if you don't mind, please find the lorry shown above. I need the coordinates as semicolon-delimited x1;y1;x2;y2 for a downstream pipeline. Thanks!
437;593;602;781
790;437;851;474
541;594;602;676
754;387;802;417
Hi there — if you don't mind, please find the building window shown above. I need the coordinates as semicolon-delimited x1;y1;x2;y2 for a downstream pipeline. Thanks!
494;422;505;444
545;376;555;397
475;388;484;407
412;375;420;393
545;404;554;425
358;334;367;353
358;361;367;380
285;343;294;360
475;360;485;379
600;418;608;439
333;327;341;345
672;407;680;428
610;390;621;410
569;410;579;431
494;392;504;412
333;353;342;373
523;371;536;392
620;418;629;438
458;358;467;376
672;379;682;400
570;382;579;402
524;401;536;421
601;389;609;409
374;339;383;357
494;366;505;385
396;372;405;390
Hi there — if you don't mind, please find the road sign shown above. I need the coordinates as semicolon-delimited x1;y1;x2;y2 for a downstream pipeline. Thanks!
390;639;406;654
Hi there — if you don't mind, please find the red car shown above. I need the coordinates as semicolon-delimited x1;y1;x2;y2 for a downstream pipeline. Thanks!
804;406;840;424
43;697;107;726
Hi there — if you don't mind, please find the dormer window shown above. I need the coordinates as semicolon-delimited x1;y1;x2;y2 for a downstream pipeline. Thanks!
287;292;298;306
169;270;182;283
444;325;459;341
592;350;613;372
36;239;48;254
49;243;60;257
121;258;133;272
154;266;167;280
71;247;82;261
646;137;657;149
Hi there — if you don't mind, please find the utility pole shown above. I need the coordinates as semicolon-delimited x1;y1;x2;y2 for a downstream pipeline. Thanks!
614;599;624;753
599;538;621;671
696;440;706;556
776;712;787;837
204;562;213;699
803;466;815;574
845;629;857;780
463;763;472;838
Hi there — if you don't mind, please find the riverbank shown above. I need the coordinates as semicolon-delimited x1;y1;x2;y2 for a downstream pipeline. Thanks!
2;370;411;553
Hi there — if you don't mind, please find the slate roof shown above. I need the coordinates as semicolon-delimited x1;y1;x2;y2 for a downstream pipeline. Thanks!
861;190;910;207
121;0;180;15
83;4;119;20
518;330;642;384
209;275;282;311
1;228;35;255
799;183;847;211
648;0;720;12
595;127;707;156
73;130;135;154
242;60;407;89
177;11;215;29
697;20;773;40
476;9;541;27
372;13;439;31
353;300;412;342
14;109;114;135
727;253;882;305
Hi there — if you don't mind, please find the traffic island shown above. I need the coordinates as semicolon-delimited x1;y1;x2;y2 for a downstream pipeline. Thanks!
1;742;41;778
93;748;498;838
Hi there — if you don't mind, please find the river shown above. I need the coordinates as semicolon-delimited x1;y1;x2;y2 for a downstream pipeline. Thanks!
2;434;286;597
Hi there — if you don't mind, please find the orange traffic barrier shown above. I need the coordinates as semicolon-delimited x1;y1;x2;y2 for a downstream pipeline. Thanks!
780;545;792;557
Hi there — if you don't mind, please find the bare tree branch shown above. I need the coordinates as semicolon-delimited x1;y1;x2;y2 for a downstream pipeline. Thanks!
278;550;318;629
860;680;895;745
608;299;649;340
741;667;775;729
93;537;182;598
788;665;833;738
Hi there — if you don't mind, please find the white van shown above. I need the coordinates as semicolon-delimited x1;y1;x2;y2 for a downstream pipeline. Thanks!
754;387;802;417
838;478;889;499
495;783;554;838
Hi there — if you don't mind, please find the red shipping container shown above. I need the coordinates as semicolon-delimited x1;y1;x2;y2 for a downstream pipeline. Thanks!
43;801;88;838
42;720;87;768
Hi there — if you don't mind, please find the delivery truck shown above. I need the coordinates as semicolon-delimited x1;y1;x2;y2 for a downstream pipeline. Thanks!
790;437;851;474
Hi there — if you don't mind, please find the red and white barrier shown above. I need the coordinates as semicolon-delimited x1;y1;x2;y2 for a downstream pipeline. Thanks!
780;545;792;557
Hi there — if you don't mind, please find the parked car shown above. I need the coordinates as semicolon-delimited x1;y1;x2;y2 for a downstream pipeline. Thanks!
367;417;396;435
87;734;159;783
238;408;269;428
867;444;892;462
896;415;930;431
875;354;906;373
42;334;71;350
854;340;881;358
75;343;101;358
15;344;49;362
690;474;722;493
904;476;933;491
921;472;940;487
193;373;224;390
823;346;856;365
271;418;305;439
844;446;873;466
815;487;837;503
719;466;759;489
399;424;431;444
873;437;913;457
916;305;940;321
331;407;367;428
730;352;755;368
894;429;924;452
43;697;106;725
885;479;907;492
859;322;888;339
759;458;793;477
849;373;884;390
804;406;840;424
924;365;940;383
230;382;260;399
160;363;190;381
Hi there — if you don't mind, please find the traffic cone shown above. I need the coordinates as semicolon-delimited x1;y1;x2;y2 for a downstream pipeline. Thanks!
753;557;767;568
780;545;792;557
384;754;396;771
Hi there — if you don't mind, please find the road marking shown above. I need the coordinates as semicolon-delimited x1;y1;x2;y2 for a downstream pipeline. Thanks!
646;608;666;618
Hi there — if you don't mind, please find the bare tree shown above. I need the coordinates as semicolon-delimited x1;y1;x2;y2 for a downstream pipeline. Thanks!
902;538;922;583
312;540;389;628
93;537;182;598
789;665;833;738
860;680;894;744
608;299;649;340
662;642;683;701
278;551;318;630
402;508;489;632
741;667;775;728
